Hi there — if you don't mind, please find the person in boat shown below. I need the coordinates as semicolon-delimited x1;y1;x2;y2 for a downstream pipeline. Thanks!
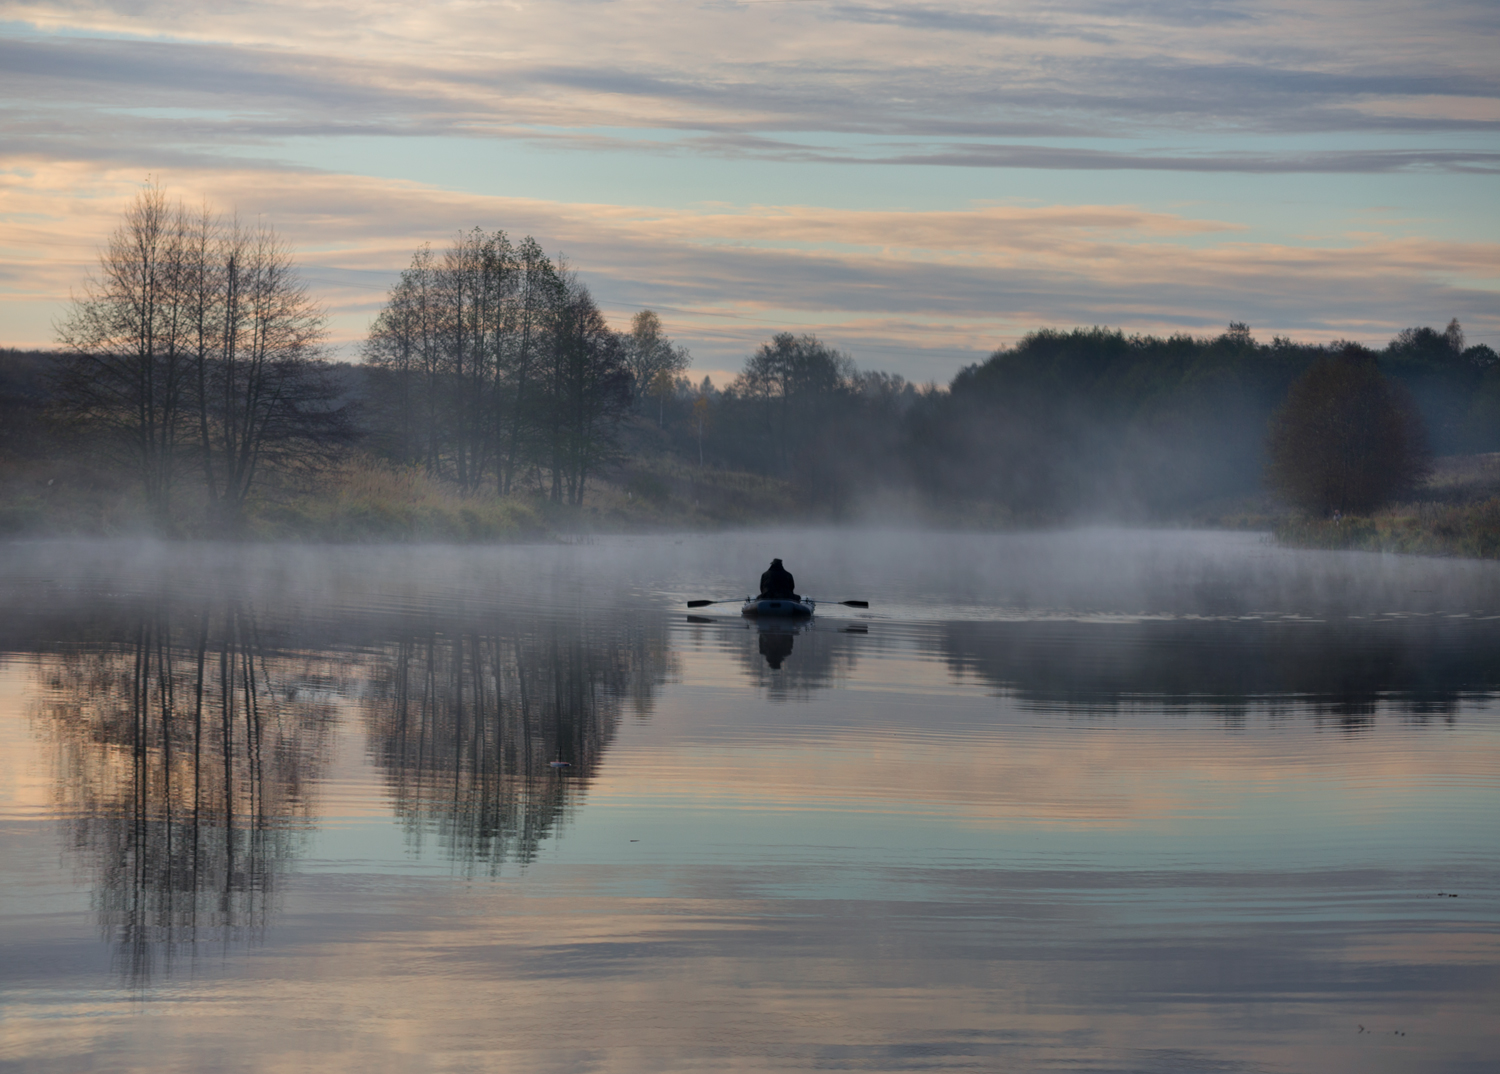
759;558;798;600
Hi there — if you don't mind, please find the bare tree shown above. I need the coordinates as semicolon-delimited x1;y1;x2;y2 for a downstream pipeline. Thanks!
731;332;854;474
498;237;562;495
365;234;633;505
56;185;194;529
57;189;350;533
544;274;632;505
438;228;510;494
364;247;439;467
623;310;690;426
200;220;345;532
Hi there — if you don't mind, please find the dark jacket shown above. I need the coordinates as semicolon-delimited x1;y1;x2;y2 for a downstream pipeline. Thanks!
759;562;797;599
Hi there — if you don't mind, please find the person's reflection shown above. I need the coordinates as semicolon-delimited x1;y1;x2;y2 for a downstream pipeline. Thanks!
32;605;335;985
736;619;860;698
759;629;795;670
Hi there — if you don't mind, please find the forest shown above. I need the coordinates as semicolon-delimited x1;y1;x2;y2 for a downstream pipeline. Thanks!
3;190;1499;543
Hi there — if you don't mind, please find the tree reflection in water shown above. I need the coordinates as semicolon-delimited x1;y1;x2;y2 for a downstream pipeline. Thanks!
31;605;339;986
941;617;1500;726
363;616;674;874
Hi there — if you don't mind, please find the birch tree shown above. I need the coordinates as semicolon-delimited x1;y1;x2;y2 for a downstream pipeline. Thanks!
56;185;194;529
57;187;349;533
200;220;341;532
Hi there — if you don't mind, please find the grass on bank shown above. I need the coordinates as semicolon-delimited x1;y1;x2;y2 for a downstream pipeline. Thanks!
1271;454;1500;558
0;455;154;535
589;456;798;529
0;451;803;540
1274;498;1500;558
251;458;546;542
258;456;798;538
256;456;803;538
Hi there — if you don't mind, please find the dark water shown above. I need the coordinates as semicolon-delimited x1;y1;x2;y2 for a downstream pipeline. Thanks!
0;531;1496;1073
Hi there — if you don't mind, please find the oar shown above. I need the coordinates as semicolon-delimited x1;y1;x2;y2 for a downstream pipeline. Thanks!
686;597;869;608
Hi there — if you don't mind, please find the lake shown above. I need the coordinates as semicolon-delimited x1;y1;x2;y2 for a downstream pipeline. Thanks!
1;530;1496;1073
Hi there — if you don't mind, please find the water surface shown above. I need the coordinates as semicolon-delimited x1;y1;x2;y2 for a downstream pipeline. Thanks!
1;530;1496;1073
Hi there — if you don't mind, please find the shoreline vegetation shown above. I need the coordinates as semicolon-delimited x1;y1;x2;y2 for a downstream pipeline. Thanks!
7;192;1500;555
7;443;1500;557
1271;455;1500;559
0;449;801;542
5;328;1500;551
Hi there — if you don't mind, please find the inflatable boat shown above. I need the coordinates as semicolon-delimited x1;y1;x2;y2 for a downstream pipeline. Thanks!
742;596;815;618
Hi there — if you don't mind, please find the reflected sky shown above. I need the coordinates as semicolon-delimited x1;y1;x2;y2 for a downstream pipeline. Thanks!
0;531;1497;1072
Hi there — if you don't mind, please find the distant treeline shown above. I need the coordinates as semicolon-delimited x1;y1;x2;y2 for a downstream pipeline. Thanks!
902;321;1500;517
9;316;1494;531
5;193;1500;534
626;320;1499;519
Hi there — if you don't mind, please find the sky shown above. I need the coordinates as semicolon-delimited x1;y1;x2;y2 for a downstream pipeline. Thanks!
1;0;1497;384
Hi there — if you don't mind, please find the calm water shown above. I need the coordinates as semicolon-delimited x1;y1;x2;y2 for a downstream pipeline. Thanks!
1;530;1496;1073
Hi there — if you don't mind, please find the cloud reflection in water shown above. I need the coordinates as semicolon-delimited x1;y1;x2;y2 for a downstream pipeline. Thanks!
0;534;1495;1071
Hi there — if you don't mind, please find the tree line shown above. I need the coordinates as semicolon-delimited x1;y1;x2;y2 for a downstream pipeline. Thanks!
42;190;690;529
629;320;1497;519
910;320;1499;519
14;188;1500;533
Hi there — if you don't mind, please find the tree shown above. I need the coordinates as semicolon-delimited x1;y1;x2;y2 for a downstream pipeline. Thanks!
739;332;853;402
729;333;854;475
55;185;194;529
623;310;690;425
364;246;435;466
56;186;350;533
497;237;562;495
200;220;347;532
1266;344;1431;516
542;275;632;504
691;391;711;468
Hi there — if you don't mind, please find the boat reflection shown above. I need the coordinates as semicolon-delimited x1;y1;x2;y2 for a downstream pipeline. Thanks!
758;624;796;669
722;617;862;699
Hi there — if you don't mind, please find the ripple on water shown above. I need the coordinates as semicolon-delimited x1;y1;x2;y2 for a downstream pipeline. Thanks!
0;532;1496;1072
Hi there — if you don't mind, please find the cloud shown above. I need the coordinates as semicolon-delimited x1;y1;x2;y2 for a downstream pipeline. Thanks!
870;144;1500;173
3;0;1498;150
1;0;1495;375
4;160;1496;381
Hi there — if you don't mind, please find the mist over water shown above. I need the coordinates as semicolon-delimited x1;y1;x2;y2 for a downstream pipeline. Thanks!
1;528;1496;1073
7;526;1500;623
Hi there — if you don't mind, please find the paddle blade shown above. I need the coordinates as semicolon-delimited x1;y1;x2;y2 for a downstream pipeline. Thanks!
839;600;869;608
686;600;715;608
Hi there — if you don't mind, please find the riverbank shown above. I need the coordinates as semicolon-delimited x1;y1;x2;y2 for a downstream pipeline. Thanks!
1274;498;1500;558
0;453;802;542
1271;454;1500;558
11;443;1500;554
